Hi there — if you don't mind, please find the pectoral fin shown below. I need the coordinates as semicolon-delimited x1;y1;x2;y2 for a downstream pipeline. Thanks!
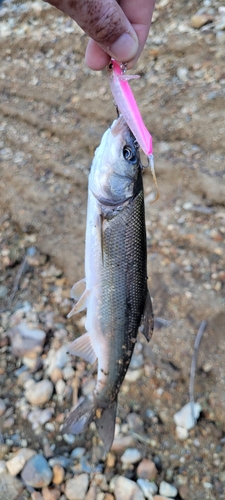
68;332;97;364
70;278;86;301
67;289;90;318
140;289;154;342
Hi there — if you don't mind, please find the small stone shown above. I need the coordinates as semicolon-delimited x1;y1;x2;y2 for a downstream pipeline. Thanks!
0;444;9;460
106;452;116;468
121;448;142;465
52;464;65;485
25;380;54;405
21;454;53;488
177;67;188;82
174;402;201;430
114;476;145;500
42;486;61;500
65;474;89;500
3;417;14;429
125;369;143;382
137;459;158;481
0;399;6;416
6;448;36;476
0;473;23;500
159;481;178;498
0;285;8;298
191;14;213;29
137;478;158;499
111;434;135;452
104;495;114;500
127;413;144;432
8;322;46;357
31;493;44;500
55;379;66;396
0;460;7;474
50;367;63;383
179;485;190;499
82;378;96;396
70;448;86;460
129;353;144;370
153;497;173;500
176;426;188;440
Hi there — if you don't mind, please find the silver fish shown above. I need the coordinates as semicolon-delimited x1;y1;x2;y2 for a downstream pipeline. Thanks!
63;115;154;451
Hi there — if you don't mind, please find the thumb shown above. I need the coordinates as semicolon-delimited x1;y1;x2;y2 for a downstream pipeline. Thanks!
45;0;139;62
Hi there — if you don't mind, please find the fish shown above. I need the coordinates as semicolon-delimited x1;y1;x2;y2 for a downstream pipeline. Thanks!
63;115;154;452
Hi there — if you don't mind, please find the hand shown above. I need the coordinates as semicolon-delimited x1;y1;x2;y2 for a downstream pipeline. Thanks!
45;0;156;70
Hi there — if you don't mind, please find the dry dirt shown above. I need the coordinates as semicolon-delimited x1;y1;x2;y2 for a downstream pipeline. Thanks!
0;0;225;498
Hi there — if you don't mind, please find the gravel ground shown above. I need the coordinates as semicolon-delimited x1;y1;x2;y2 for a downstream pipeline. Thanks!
0;0;225;499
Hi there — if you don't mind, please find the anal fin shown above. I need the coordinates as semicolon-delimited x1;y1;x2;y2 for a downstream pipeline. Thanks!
140;289;154;342
68;332;97;364
67;289;90;318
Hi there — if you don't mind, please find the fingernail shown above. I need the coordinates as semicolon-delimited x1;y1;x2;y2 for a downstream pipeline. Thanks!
109;32;138;62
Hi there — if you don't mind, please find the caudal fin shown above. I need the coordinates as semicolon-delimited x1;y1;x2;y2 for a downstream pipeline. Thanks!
96;401;117;452
62;396;117;453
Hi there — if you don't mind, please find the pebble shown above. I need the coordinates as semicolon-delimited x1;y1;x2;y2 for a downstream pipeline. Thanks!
111;435;135;452
177;67;188;82
6;448;36;476
25;379;54;405
137;459;158;481
191;14;213;28
125;369;143;382
28;408;54;429
129;353;144;370
173;402;201;430
127;413;144;432
121;448;142;465
0;473;23;500
70;448;86;460
114;476;145;500
46;346;70;377
52;464;65;485
50;367;63;383
159;481;178;498
8;322;46;357
0;460;7;474
31;492;44;500
65;473;89;500
0;284;8;298
0;399;6;416
175;426;188;440
21;454;53;488
42;486;61;500
137;478;158;499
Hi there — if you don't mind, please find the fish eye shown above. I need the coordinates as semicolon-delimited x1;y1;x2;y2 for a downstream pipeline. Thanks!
108;62;113;70
123;146;137;164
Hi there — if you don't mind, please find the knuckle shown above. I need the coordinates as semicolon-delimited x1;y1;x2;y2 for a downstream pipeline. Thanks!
93;6;122;44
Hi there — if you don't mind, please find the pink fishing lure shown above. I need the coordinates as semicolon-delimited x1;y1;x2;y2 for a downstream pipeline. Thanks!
108;59;158;195
108;59;153;157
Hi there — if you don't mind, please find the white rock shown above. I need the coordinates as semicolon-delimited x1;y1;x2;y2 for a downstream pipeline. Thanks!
8;322;46;357
137;478;158;499
177;67;188;82
159;481;178;498
6;449;36;476
0;461;7;474
25;379;53;405
173;402;201;430
114;476;145;500
176;425;188;440
121;448;142;465
125;369;143;382
65;473;89;500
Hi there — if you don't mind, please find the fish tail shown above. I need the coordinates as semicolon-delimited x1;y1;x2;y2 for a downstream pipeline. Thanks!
62;396;117;453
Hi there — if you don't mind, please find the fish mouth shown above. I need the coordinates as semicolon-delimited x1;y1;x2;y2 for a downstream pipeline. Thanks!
111;115;129;137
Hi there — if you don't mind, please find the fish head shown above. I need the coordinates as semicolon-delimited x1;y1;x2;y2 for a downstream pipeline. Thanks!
90;116;140;206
